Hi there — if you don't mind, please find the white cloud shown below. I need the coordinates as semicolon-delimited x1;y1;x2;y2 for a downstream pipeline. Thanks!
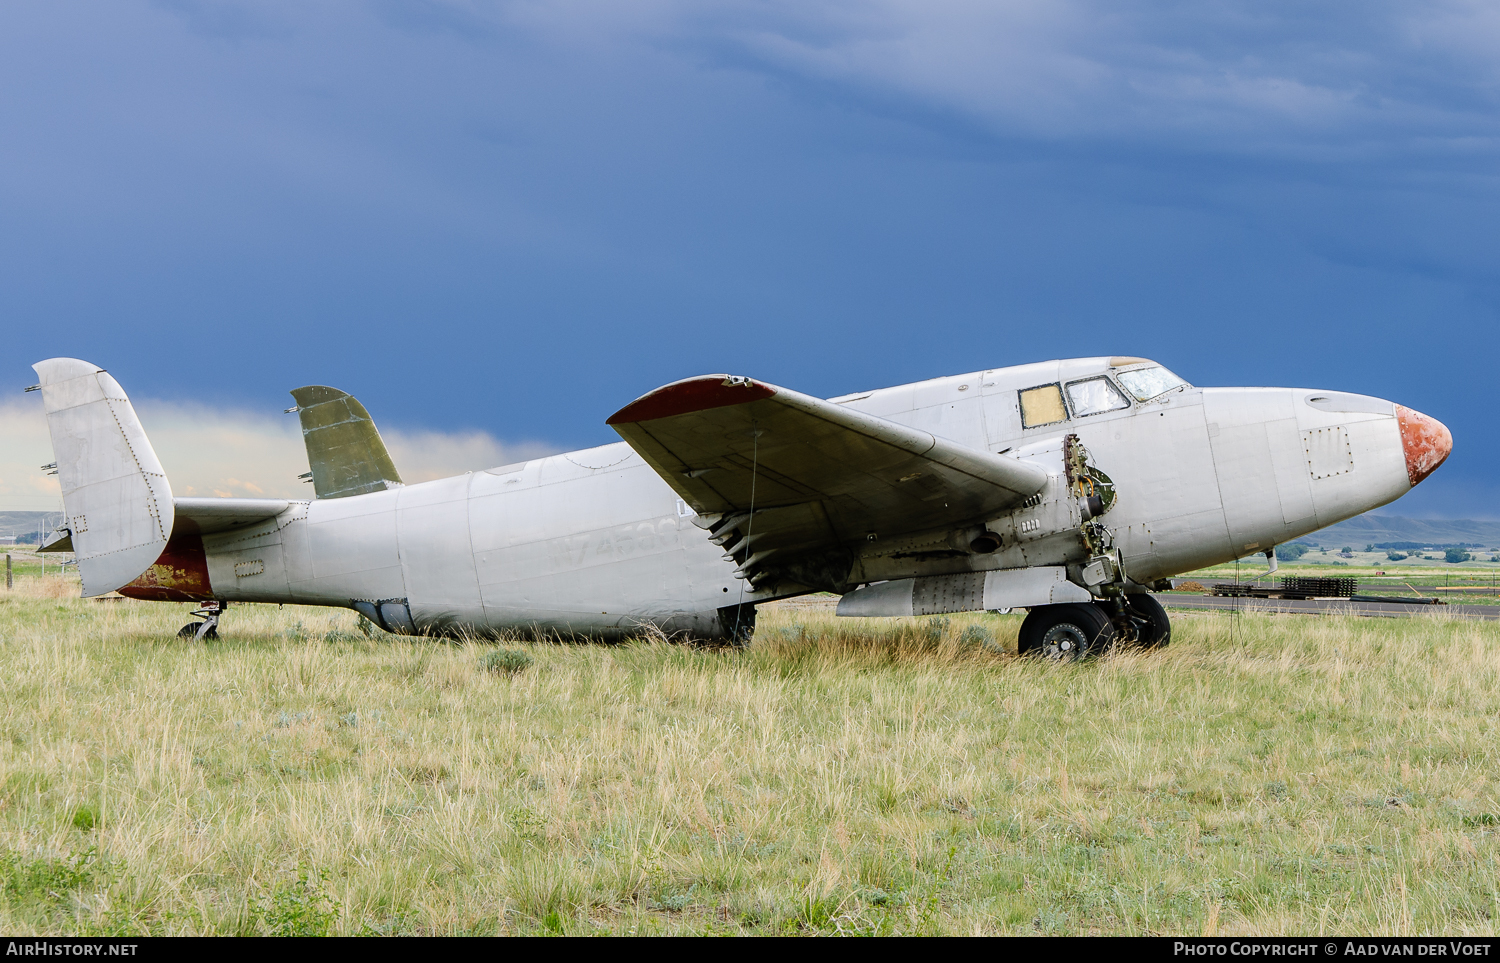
0;397;557;510
0;399;62;512
502;0;1500;157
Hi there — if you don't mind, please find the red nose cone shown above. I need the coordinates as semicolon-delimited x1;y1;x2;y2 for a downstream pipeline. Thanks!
1395;405;1452;487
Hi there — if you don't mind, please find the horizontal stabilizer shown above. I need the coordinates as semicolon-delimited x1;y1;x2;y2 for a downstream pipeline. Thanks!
172;497;292;535
31;358;174;597
38;530;73;553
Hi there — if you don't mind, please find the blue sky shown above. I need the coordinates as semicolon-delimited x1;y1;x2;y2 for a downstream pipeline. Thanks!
2;1;1497;515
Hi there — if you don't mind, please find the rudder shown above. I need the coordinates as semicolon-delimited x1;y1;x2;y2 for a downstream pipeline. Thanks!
31;359;174;597
289;385;403;499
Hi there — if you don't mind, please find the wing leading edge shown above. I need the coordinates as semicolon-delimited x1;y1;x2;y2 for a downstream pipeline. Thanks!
608;375;1048;592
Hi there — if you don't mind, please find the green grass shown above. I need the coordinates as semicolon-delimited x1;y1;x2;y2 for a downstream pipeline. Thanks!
1;552;57;583
0;575;1496;935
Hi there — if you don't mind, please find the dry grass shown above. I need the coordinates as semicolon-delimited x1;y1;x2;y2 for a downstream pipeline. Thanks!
0;577;1496;935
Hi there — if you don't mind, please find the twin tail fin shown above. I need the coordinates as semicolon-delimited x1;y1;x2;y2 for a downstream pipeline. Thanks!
30;359;174;597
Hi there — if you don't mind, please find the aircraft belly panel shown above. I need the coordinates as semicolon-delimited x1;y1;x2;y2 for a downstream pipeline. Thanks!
1269;419;1316;531
398;475;484;631
1115;521;1158;582
1310;417;1408;527
470;459;666;553
1149;509;1236;574
1103;399;1221;522
475;517;680;594
280;506;313;587
1202;390;1303;558
897;385;987;450
979;363;1057;447
477;555;672;622
1070;395;1223;572
469;459;728;630
843;384;915;419
1210;422;1284;554
205;539;291;601
300;490;405;601
193;502;314;602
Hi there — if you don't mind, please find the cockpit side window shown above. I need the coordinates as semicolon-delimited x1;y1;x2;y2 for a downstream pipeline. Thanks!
1116;365;1190;402
1019;383;1067;428
1066;377;1130;417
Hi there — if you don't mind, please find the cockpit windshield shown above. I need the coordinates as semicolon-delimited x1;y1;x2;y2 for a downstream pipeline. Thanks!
1066;377;1129;417
1115;365;1190;402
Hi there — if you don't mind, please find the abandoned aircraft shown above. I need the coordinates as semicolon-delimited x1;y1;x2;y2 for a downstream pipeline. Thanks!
28;356;1451;657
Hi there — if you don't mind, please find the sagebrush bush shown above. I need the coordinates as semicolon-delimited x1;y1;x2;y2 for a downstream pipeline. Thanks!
482;647;534;675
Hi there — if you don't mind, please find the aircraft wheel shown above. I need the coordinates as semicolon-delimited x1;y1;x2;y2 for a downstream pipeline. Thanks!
1017;604;1115;661
1096;594;1172;650
177;622;218;641
1126;594;1171;650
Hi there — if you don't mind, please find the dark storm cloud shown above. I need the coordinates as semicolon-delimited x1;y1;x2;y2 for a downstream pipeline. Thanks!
1;1;1495;514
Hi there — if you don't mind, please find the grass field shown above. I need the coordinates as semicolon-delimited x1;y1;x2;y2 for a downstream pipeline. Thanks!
0;575;1496;936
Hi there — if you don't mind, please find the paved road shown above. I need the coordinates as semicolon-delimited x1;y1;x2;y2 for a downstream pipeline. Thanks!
760;592;1500;621
1157;594;1500;621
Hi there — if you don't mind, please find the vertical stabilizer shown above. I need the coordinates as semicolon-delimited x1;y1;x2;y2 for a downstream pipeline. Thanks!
31;359;174;597
289;386;403;499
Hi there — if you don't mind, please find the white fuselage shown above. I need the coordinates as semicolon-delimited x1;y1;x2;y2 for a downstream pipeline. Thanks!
194;358;1417;638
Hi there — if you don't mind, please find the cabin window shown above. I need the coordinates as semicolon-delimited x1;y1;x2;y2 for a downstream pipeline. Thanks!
1116;365;1190;402
1066;377;1130;417
1019;383;1067;428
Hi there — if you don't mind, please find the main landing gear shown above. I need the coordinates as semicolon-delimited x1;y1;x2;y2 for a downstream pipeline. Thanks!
177;601;225;641
1017;595;1170;661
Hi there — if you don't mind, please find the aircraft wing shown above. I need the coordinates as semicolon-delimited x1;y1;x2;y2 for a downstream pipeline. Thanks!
608;375;1048;590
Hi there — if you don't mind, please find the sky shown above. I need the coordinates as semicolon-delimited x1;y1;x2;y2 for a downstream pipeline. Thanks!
2;1;1498;516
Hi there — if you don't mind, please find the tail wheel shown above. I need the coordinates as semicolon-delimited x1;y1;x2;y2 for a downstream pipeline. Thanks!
1018;604;1115;661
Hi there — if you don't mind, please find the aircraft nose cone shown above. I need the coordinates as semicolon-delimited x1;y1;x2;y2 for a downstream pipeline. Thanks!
1395;405;1452;487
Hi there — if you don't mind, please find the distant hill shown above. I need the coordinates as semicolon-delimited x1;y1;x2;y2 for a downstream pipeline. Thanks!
1297;514;1500;549
0;511;59;543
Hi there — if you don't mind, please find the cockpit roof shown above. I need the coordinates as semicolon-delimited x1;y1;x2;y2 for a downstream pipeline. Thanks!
826;357;1188;407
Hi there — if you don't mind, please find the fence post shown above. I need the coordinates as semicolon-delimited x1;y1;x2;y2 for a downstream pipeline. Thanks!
5;554;9;591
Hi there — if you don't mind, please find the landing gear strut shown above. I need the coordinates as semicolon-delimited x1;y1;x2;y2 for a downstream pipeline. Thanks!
1018;435;1172;660
177;601;225;641
1110;593;1171;650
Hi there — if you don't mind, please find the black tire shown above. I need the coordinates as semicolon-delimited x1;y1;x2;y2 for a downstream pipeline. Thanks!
1017;604;1115;660
1125;594;1171;650
177;622;218;641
